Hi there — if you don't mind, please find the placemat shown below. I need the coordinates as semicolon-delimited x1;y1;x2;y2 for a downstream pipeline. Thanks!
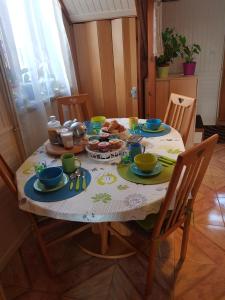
24;167;91;202
129;123;171;138
117;163;174;185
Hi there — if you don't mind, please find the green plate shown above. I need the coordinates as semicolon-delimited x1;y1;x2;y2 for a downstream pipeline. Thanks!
141;124;165;133
130;162;162;177
117;163;174;185
33;174;69;193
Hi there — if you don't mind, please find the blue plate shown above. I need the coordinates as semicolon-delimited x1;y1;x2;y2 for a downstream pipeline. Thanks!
130;162;162;177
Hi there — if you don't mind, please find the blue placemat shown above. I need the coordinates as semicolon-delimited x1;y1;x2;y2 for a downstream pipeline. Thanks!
129;123;171;138
24;167;91;202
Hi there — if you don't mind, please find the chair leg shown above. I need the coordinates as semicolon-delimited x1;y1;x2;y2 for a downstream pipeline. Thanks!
34;226;55;276
145;239;158;299
0;283;7;300
28;214;54;276
180;216;191;263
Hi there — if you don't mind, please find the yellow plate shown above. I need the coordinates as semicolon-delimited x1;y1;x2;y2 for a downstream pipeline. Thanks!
141;124;165;133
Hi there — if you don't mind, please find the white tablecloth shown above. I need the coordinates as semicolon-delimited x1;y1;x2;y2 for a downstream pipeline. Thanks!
16;119;184;222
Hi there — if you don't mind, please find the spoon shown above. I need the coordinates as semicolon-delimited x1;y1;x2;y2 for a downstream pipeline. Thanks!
75;169;81;191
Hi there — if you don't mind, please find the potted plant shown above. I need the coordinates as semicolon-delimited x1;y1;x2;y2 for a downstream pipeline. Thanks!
179;35;201;75
156;28;180;79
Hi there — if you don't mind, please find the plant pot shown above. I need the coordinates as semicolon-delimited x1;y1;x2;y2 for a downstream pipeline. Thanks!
183;62;196;75
157;66;169;79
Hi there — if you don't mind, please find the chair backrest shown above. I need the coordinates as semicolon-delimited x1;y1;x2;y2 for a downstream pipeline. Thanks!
56;94;92;124
152;134;218;239
164;93;196;144
0;154;17;195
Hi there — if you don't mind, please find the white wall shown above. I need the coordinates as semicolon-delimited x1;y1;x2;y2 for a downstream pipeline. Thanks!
162;0;225;125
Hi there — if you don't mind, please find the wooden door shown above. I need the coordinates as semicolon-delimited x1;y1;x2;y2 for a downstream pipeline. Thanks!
73;17;138;118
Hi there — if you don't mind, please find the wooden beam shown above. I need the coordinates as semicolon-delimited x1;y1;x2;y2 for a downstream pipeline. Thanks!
135;0;148;118
217;48;225;124
147;0;156;118
58;0;72;25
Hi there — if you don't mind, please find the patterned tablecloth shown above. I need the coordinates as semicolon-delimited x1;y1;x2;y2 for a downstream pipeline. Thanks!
16;119;185;223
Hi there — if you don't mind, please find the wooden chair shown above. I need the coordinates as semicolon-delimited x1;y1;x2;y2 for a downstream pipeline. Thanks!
110;134;218;298
0;154;91;275
164;93;196;145
55;94;92;124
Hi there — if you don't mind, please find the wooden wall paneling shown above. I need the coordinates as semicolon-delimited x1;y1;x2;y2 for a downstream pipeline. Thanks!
85;22;104;115
146;0;156;118
73;23;96;114
112;18;137;117
97;20;117;117
112;18;128;117
170;76;198;98
74;17;137;118
155;80;169;120
122;18;132;117
0;75;22;169
0;64;30;274
128;17;138;117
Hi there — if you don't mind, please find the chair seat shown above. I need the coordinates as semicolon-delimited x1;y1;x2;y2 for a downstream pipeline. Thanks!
124;211;172;239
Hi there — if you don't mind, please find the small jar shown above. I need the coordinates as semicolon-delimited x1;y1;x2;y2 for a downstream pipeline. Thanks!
88;139;99;151
48;116;61;144
98;142;110;152
61;131;74;149
109;138;122;150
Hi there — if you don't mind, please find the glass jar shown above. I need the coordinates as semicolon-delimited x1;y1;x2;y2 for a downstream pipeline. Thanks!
48;116;61;144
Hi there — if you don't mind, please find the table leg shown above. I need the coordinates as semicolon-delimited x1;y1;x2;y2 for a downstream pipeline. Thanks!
76;222;136;259
98;222;109;255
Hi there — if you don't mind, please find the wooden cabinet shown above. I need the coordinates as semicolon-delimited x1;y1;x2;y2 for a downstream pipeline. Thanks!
156;75;198;120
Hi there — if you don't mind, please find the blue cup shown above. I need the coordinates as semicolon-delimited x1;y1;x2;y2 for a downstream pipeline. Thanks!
38;167;63;188
146;119;162;130
128;143;145;162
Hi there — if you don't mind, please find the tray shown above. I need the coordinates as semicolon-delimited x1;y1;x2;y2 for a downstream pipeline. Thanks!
45;142;85;156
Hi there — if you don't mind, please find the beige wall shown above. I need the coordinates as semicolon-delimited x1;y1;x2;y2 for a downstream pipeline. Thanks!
163;0;225;125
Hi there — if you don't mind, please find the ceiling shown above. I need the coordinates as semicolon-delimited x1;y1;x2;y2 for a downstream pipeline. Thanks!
62;0;137;23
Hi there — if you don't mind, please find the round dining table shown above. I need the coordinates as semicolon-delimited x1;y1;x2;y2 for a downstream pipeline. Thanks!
16;118;185;258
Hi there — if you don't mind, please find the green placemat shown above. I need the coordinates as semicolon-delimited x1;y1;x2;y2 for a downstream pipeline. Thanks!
117;163;174;185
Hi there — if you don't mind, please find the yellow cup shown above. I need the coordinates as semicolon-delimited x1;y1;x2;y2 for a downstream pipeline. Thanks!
128;117;138;129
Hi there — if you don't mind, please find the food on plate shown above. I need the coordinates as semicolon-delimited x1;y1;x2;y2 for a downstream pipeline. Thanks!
88;139;99;150
99;132;110;141
102;120;126;133
98;142;110;152
109;138;122;150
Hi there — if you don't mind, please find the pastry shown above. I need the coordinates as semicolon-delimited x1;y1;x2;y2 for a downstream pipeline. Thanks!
109;139;122;150
98;142;110;152
88;139;99;150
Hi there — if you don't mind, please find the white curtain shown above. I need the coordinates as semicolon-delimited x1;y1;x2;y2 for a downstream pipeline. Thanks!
0;0;77;155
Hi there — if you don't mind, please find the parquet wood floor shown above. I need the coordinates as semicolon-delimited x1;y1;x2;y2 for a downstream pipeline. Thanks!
1;144;225;300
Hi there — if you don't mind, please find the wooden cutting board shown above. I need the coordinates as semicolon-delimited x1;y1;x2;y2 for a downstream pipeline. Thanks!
45;142;85;156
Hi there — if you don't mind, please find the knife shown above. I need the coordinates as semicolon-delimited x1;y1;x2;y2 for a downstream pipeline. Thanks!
82;170;87;190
